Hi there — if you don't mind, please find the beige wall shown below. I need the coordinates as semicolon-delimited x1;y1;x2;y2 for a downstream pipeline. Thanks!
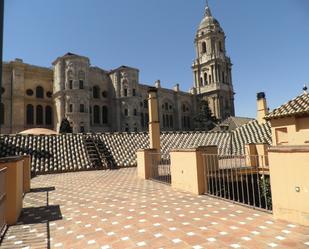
270;116;309;146
0;157;24;225
170;146;217;195
268;147;309;226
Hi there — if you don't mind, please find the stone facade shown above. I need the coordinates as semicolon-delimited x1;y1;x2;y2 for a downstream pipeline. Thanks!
0;4;235;134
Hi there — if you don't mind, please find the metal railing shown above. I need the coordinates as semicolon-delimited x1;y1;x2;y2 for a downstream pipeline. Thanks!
203;154;272;212
0;167;7;239
149;153;171;184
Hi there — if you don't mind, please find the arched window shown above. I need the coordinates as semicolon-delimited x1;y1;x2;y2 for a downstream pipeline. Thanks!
79;80;84;89
133;109;137;116
124;108;128;116
36;86;44;98
124;88;128;97
93;86;100;99
141;113;144;128
45;106;52;125
0;103;4;125
202;42;207;53
26;104;34;125
132;89;136;96
102;106;108;124
93;105;100;124
69;80;73;89
80;104;85;113
36;105;43;125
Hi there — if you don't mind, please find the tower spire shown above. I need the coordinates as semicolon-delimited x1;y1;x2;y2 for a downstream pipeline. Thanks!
205;0;212;17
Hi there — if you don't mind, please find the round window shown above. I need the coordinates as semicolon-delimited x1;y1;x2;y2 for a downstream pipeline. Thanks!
46;91;52;98
26;89;33;96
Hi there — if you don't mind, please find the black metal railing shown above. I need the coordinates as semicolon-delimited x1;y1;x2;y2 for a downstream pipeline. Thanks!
149;153;171;184
203;154;272;212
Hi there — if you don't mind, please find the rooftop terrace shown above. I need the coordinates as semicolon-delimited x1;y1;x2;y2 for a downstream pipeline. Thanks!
1;168;308;249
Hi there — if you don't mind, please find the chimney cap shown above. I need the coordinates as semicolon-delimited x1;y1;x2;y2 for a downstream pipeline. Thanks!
257;92;266;100
148;87;158;93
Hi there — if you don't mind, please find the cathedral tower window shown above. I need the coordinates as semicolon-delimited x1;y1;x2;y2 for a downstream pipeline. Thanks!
202;42;207;54
204;73;208;85
133;109;137;116
0;103;4;125
45;106;52;125
219;41;223;52
124;88;128;97
69;104;73;112
26;104;34;125
102;106;108;124
36;86;44;98
124;108;128;116
36;105;43;125
132;89;136;96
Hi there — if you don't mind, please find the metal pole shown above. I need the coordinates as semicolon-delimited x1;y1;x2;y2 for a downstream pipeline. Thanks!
0;0;4;134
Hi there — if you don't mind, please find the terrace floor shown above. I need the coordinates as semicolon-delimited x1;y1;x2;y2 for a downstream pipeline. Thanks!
1;168;309;249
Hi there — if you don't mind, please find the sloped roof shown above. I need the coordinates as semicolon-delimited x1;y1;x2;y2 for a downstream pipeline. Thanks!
265;92;309;120
212;116;254;132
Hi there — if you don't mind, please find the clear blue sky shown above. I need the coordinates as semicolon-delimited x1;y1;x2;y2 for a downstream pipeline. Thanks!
3;0;309;118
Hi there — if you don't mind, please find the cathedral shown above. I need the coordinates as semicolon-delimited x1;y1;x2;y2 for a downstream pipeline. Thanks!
0;4;235;134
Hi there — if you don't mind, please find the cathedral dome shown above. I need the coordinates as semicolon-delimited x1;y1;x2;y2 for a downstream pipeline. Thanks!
197;6;223;33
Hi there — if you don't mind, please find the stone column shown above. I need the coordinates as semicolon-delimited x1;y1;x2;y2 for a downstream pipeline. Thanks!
148;87;160;151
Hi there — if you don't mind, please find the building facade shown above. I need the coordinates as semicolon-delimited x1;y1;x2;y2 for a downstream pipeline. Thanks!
0;4;235;134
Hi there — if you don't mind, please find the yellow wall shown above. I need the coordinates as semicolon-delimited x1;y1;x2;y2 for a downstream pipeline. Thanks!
0;157;24;225
170;146;217;195
270;116;309;146
269;147;309;226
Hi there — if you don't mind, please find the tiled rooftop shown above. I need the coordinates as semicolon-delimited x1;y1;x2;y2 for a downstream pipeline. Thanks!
0;120;271;174
265;92;309;120
1;168;308;249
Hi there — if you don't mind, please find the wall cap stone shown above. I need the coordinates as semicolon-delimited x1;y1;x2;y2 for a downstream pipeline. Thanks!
0;156;24;163
269;145;309;153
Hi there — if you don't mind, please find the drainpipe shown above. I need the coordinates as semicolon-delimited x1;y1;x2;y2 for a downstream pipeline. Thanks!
148;87;160;151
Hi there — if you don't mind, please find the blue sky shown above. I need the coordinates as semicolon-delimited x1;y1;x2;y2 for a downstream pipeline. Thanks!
3;0;309;118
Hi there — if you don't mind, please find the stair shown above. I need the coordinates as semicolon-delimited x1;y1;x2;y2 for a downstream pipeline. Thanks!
84;137;103;169
94;139;116;170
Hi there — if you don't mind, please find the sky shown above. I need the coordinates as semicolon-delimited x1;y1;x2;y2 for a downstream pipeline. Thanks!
3;0;309;118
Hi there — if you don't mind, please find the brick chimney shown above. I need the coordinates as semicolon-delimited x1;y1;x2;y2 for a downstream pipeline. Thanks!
257;92;268;125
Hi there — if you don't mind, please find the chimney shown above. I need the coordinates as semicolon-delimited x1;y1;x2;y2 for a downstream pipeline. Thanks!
155;80;161;88
257;92;268;125
173;84;180;92
148;87;160;151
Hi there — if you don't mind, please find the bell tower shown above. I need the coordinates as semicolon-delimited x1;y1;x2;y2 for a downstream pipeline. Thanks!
192;2;235;120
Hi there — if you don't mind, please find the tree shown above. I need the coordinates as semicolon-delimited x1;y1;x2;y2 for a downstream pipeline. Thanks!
194;100;218;131
59;117;73;133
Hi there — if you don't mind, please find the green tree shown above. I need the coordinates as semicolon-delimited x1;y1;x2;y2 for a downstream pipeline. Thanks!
59;117;73;133
194;100;218;131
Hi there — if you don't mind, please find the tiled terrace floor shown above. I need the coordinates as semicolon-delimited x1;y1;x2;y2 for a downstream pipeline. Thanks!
1;168;309;249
